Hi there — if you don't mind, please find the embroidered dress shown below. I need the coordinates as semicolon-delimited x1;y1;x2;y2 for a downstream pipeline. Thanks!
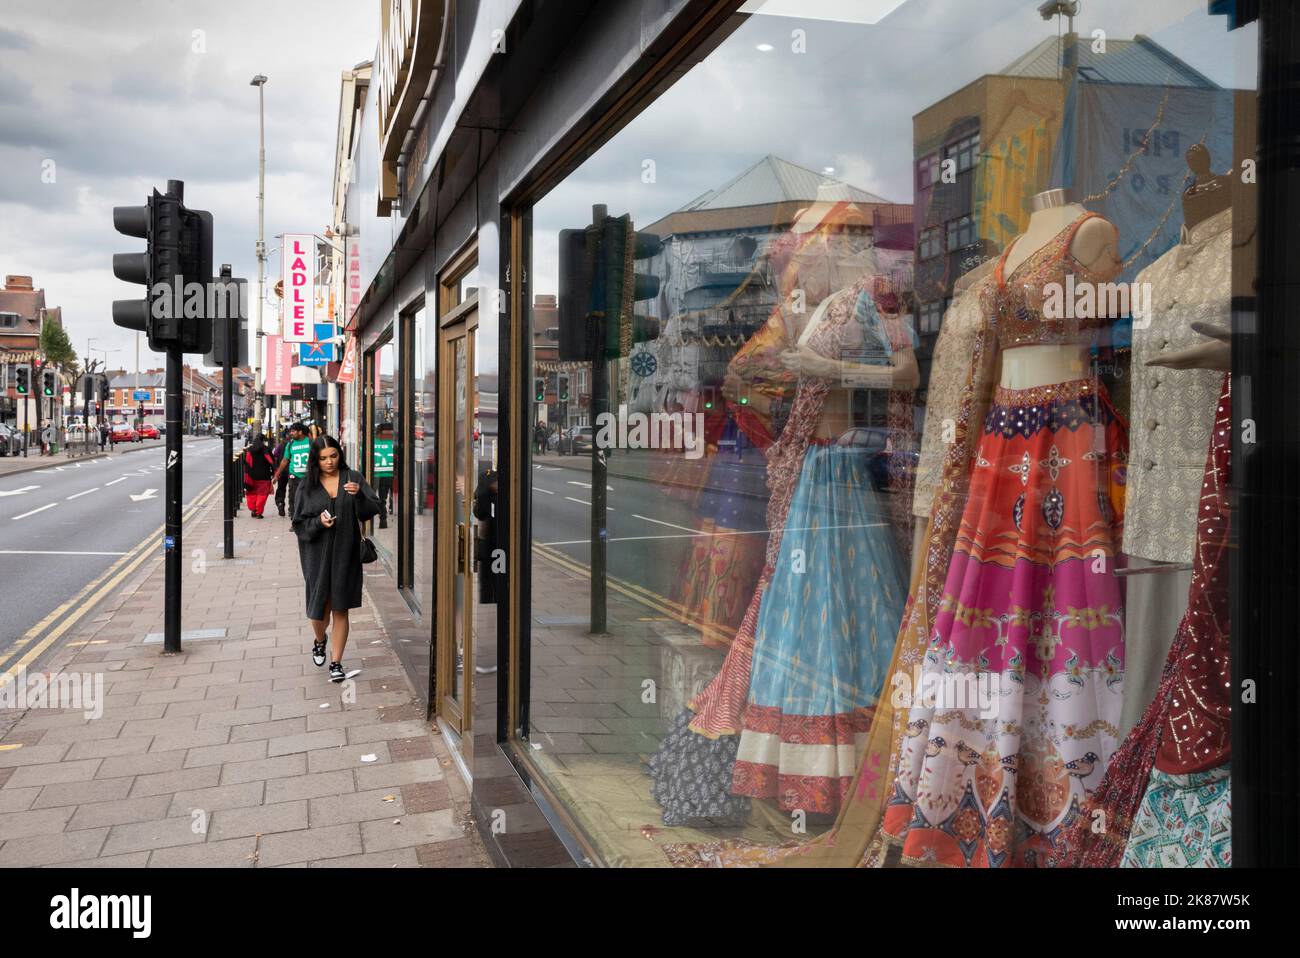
730;437;907;814
1058;376;1232;868
882;212;1130;867
647;275;913;825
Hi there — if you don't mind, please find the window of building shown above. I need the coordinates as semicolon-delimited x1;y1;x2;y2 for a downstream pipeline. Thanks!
944;131;980;173
946;214;975;251
915;152;939;190
918;225;942;260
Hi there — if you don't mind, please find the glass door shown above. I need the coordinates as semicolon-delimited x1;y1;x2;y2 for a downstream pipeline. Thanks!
437;304;477;734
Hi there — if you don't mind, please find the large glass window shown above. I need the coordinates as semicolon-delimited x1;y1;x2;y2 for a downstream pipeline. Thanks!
371;338;397;562
523;0;1254;868
412;305;433;614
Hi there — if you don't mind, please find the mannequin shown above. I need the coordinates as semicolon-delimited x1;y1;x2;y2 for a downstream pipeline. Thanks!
880;190;1128;866
998;189;1120;390
1118;150;1233;738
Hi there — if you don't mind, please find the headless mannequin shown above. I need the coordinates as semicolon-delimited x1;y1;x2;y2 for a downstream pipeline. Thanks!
999;189;1121;390
1147;147;1232;373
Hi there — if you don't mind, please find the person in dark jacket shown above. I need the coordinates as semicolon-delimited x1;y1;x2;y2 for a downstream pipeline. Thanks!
291;435;381;682
271;430;290;516
242;432;276;518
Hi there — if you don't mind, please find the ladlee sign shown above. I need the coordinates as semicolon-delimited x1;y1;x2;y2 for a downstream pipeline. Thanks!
282;233;315;343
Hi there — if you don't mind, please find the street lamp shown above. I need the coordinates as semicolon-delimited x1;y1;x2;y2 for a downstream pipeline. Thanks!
250;73;268;434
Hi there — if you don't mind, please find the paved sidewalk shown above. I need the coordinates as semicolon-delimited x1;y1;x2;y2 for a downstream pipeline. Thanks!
0;478;491;868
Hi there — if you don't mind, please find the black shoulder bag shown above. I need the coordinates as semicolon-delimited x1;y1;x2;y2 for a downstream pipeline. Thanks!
354;471;378;564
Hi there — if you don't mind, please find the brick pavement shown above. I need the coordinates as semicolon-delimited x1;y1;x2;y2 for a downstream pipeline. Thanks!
0;475;491;868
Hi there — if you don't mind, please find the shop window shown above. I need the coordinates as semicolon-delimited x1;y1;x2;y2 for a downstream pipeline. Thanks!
516;0;1254;869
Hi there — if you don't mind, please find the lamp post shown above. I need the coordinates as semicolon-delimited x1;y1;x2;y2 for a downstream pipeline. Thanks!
250;73;268;435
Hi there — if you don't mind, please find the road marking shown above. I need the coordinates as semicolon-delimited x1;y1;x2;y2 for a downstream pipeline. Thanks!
0;743;21;753
105;477;127;486
11;503;56;520
564;496;590;506
534;487;555;495
0;476;222;684
0;485;39;497
567;481;591;488
631;513;698;534
130;488;159;502
0;550;128;556
66;487;99;500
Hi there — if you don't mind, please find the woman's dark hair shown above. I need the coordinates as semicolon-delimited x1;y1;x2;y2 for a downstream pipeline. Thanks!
306;435;350;490
248;431;265;455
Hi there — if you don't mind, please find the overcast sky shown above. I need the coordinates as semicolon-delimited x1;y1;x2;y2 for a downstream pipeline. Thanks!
0;0;373;373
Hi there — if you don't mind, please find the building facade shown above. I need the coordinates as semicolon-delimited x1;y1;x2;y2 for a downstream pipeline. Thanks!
334;0;1293;868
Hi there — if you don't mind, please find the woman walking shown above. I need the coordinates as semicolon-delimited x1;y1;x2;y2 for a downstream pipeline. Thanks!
242;432;276;518
291;435;381;682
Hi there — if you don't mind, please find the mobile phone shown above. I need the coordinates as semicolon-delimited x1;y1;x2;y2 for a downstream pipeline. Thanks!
321;510;333;522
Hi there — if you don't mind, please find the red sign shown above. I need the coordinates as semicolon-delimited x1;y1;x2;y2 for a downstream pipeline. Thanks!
282;234;315;342
264;335;293;396
334;334;358;385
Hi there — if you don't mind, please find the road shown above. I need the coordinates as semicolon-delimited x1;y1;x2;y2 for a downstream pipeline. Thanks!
0;437;224;649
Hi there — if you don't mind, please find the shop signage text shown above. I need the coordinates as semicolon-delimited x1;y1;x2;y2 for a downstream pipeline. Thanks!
282;234;315;342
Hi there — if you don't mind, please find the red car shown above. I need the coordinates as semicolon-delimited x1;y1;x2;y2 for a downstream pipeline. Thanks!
110;422;139;443
138;423;160;440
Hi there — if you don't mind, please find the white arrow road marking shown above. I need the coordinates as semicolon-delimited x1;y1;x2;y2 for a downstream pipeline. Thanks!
130;488;158;502
12;503;56;520
0;485;39;497
66;488;99;500
105;477;127;486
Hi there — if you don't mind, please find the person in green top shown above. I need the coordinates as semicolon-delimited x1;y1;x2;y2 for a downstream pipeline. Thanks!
373;422;395;529
272;422;311;518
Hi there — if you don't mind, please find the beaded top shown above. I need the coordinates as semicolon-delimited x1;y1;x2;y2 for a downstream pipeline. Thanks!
981;211;1117;350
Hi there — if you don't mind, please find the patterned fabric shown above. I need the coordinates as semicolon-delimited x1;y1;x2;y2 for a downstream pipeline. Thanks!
1120;763;1231;868
882;378;1128;867
982;212;1117;350
974;119;1056;250
645;708;751;826
731;442;907;815
913;290;991;519
1124;207;1230;565
646;276;913;826
1054;376;1231;868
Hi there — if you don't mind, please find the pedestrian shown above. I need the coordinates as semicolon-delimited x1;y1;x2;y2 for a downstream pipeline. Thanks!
98;422;108;451
291;435;380;682
272;422;310;518
372;422;395;529
271;429;289;516
534;422;547;456
242;431;276;518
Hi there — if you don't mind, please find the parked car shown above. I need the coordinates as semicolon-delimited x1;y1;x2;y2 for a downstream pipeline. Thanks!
0;423;21;456
568;425;595;455
110;421;139;443
138;423;160;440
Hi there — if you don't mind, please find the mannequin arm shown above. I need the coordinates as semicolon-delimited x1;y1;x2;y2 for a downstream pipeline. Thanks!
780;345;919;390
1144;322;1230;372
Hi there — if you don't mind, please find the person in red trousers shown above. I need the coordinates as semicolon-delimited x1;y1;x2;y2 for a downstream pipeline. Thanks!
242;432;276;518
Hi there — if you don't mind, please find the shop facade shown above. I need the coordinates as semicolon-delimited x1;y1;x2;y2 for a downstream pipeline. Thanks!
338;0;1296;868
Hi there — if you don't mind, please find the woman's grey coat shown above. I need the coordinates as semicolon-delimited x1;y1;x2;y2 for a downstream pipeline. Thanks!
291;468;381;618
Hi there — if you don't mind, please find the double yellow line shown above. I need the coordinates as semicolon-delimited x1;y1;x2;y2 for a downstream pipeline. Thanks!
0;477;224;684
531;540;728;643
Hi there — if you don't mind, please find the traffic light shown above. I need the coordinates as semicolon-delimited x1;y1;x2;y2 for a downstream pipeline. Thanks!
534;377;546;403
15;365;30;395
601;213;662;359
558;375;569;402
41;369;55;397
112;179;213;353
557;208;662;361
98;377;109;404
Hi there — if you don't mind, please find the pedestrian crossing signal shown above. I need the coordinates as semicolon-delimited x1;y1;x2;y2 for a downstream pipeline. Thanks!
534;377;546;403
15;365;30;395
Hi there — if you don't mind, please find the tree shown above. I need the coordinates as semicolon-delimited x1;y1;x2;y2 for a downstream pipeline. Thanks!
39;319;77;380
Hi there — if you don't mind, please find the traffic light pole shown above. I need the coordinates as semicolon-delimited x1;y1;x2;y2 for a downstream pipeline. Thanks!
221;267;235;561
588;205;609;635
164;347;183;654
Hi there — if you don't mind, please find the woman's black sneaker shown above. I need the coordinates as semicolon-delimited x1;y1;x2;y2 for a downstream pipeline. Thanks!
329;661;345;683
311;639;327;668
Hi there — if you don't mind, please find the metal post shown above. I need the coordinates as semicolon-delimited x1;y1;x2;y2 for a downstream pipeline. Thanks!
588;204;608;634
164;346;183;654
252;75;268;432
221;265;235;560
